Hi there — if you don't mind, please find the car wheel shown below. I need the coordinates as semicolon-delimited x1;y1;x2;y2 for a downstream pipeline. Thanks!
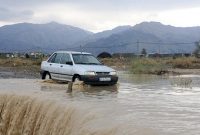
73;75;81;83
46;73;51;80
42;71;51;80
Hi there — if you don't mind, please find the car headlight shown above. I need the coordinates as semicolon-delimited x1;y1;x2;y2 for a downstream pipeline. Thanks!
109;71;117;75
85;71;96;75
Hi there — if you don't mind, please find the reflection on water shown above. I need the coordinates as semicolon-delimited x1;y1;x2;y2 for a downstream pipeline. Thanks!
0;73;200;135
40;80;119;98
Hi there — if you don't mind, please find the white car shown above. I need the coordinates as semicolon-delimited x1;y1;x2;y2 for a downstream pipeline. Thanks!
40;51;118;85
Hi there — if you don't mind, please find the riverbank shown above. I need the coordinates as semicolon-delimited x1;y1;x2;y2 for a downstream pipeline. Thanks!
101;57;200;75
0;57;200;78
0;67;40;78
131;57;200;75
0;58;41;78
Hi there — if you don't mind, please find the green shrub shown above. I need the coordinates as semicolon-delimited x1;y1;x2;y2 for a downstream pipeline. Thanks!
130;58;168;75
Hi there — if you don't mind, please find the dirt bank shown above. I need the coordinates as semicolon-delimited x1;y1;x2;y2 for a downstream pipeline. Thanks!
1;66;200;79
0;67;40;79
168;68;200;75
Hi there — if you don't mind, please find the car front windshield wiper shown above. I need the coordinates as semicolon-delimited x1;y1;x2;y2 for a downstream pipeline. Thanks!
87;63;102;65
75;62;88;64
75;62;102;65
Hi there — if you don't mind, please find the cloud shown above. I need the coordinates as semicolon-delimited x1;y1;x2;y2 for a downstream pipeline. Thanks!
0;7;34;22
156;7;200;27
0;0;200;31
1;0;200;11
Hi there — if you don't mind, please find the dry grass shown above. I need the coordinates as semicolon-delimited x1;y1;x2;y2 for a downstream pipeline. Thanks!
1;57;200;75
131;57;200;74
0;58;42;71
101;57;200;75
166;57;200;69
170;77;192;88
100;58;130;70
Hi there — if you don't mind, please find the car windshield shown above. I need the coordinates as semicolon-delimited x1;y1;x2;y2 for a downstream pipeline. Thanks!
72;54;102;65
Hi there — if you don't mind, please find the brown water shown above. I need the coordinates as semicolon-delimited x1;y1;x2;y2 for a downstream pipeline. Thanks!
0;73;200;135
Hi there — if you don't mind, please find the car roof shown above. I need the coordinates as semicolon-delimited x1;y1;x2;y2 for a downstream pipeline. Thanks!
55;51;91;55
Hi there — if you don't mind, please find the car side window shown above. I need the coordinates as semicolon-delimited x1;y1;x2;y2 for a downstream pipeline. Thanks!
48;53;57;63
60;53;72;64
53;53;63;63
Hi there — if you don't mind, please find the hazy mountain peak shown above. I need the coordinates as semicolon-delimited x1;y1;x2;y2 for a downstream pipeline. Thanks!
115;25;132;28
91;25;132;39
139;21;163;25
134;21;169;28
111;25;132;32
47;21;59;25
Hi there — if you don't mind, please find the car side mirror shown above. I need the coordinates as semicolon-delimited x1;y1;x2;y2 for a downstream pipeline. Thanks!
66;61;73;65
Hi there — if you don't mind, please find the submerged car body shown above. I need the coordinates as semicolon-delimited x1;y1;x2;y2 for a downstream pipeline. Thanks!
41;51;118;85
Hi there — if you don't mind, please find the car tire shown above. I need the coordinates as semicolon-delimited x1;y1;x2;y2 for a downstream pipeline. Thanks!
42;71;51;80
73;75;81;82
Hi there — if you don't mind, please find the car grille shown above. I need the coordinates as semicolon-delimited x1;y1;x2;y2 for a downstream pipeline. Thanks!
96;72;110;75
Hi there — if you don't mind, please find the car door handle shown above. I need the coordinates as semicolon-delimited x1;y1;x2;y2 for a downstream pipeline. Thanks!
60;65;63;67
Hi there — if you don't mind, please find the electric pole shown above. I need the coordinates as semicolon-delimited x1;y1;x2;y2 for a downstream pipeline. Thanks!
137;40;139;58
80;45;83;53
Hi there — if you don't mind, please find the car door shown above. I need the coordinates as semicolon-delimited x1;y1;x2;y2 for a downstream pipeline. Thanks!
48;53;63;80
43;53;57;72
59;53;73;81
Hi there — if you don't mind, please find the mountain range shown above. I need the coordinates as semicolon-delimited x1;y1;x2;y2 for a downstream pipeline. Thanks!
0;22;92;52
0;21;200;55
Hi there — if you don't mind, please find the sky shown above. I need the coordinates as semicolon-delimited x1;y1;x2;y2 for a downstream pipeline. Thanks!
0;0;200;32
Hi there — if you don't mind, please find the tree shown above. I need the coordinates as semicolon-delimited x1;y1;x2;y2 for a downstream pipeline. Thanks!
141;48;147;56
193;41;200;58
97;52;112;58
25;53;30;58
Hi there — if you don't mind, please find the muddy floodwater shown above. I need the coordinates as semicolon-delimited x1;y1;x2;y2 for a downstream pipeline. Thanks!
0;72;200;135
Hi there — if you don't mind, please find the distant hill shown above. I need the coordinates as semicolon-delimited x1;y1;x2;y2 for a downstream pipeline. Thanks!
74;25;132;47
0;21;200;55
133;22;200;43
83;29;161;54
82;22;200;55
90;25;132;40
0;22;92;52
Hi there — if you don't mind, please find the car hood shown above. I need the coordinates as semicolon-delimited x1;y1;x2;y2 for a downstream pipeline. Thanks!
74;64;115;72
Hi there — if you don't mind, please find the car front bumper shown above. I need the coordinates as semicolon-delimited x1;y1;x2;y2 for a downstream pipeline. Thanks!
80;75;118;85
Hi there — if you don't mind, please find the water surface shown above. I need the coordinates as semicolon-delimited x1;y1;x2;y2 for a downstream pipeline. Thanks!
0;73;200;135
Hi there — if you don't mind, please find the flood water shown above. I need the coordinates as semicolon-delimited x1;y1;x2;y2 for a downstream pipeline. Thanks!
0;72;200;135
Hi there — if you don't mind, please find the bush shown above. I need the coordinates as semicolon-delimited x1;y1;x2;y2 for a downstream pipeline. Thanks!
130;58;168;75
166;57;200;69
